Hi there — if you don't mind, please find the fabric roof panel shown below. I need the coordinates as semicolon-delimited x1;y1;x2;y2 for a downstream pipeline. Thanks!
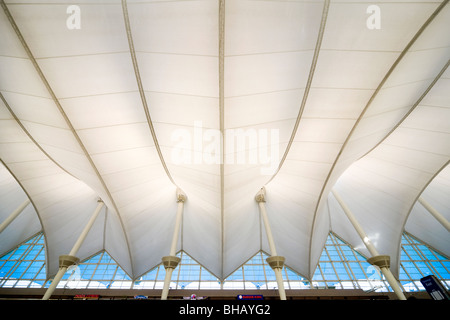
0;161;41;258
7;3;129;58
61;92;148;130
36;54;138;99
322;2;439;51
225;0;323;55
0;0;448;283
127;0;218;56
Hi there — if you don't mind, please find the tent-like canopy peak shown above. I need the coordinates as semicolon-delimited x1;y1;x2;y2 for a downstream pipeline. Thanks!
0;0;449;286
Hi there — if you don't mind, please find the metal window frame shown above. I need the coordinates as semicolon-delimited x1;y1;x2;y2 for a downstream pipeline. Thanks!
2;232;449;291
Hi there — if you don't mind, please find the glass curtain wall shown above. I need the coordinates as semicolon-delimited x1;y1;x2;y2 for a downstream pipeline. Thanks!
1;232;448;292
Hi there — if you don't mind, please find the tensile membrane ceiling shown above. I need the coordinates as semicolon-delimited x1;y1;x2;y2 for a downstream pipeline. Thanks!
0;0;449;281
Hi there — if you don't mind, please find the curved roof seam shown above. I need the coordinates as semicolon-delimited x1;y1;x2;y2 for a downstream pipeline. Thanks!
309;0;449;270
75;121;149;132
399;126;450;135
358;59;449;162
308;196;333;280
142;89;218;99
13;119;72;131
136;50;217;58
102;207;108;250
265;0;330;187
395;159;450;276
0;0;135;277
121;0;178;188
226;118;299;130
349;165;424;194
87;146;156;158
380;143;449;157
379;76;446;90
0;0;448;287
35;51;131;60
0;159;49;274
0;93;76;180
257;0;331;276
225;87;306;99
226;50;315;58
0;90;50;100
58;90;139;101
363;155;444;176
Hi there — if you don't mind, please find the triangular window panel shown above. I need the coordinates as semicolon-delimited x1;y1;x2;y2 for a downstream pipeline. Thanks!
57;251;132;289
312;233;390;291
2;232;448;292
0;233;46;288
0;233;134;289
399;233;450;292
136;251;221;290
223;251;309;290
312;232;450;292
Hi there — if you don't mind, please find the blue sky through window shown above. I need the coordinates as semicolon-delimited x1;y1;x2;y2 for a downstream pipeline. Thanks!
1;232;448;291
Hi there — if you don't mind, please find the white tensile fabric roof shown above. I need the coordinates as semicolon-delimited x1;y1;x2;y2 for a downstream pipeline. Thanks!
0;0;449;282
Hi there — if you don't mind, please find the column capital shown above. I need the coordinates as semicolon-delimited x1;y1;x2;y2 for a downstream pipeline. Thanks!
162;255;181;269
255;187;266;203
176;188;187;203
59;255;80;269
266;255;285;270
367;255;390;269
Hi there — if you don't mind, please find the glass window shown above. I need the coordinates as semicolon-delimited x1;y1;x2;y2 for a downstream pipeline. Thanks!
399;233;450;291
334;262;351;280
1;232;448;291
319;251;329;261
201;268;218;281
312;268;323;281
342;247;357;260
227;267;243;281
431;262;449;278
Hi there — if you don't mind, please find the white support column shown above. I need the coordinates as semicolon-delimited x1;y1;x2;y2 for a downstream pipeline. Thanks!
0;199;30;234
332;190;406;300
161;188;186;300
255;187;287;300
418;197;450;232
42;200;104;300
